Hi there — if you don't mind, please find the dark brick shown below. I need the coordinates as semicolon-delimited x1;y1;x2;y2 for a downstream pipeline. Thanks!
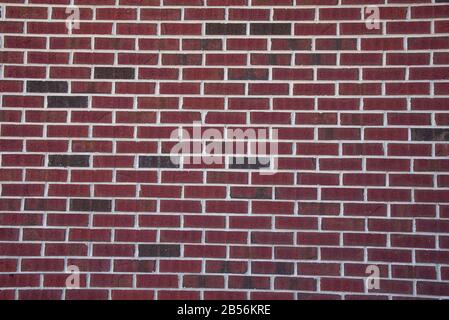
94;67;135;79
315;39;357;51
231;187;272;199
215;261;247;274
252;262;294;275
27;81;68;93
251;23;291;35
47;96;88;108
229;157;271;170
48;155;90;167
232;276;267;289
206;23;247;35
139;156;179;168
273;39;311;51
412;129;449;141
70;199;112;212
24;199;66;211
183;275;224;288
229;68;269;80
138;244;180;257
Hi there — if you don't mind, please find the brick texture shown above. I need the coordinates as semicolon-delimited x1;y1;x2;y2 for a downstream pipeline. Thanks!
0;0;449;300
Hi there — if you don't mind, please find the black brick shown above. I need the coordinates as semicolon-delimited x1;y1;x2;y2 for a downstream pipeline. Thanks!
47;96;88;108
250;23;291;35
229;157;271;170
48;155;90;167
412;129;449;141
206;23;247;35
139;156;179;168
94;67;135;79
138;244;180;257
70;199;112;212
27;81;68;93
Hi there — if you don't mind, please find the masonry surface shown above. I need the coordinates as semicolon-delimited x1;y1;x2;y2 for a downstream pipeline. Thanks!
0;0;449;300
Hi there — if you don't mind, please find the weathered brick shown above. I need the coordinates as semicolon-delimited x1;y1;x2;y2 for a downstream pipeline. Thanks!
48;155;90;167
412;129;449;141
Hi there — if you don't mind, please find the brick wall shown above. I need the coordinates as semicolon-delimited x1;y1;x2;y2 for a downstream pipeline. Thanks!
0;0;449;300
